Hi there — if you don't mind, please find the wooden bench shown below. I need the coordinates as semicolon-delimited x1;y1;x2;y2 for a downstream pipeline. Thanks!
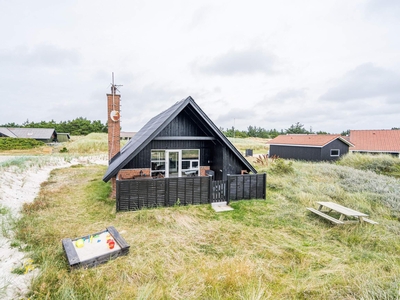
362;217;379;225
307;207;344;225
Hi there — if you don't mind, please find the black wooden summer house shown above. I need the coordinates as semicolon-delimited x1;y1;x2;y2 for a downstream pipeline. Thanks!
267;134;354;161
103;94;266;211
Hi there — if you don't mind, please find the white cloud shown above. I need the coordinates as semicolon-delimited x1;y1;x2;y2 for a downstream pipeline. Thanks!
196;48;278;76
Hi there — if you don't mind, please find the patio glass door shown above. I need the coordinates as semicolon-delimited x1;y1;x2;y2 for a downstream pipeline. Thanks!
166;150;180;177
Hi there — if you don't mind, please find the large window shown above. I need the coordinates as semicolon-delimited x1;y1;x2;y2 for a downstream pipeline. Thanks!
151;149;200;177
181;150;199;176
151;150;166;177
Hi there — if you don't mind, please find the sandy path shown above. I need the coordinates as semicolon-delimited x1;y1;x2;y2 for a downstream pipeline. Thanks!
0;155;107;299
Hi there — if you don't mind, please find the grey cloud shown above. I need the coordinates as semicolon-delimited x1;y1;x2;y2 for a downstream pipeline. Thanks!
197;48;277;76
386;95;400;104
189;5;213;29
210;107;263;132
366;0;400;14
255;88;307;108
0;45;80;68
274;88;306;101
320;63;400;102
117;83;190;130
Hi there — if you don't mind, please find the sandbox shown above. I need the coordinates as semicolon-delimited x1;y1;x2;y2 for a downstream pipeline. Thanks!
62;226;130;269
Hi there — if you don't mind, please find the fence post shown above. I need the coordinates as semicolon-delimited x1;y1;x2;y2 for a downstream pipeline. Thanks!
263;173;267;199
165;178;169;207
116;180;120;212
208;175;212;203
226;175;230;204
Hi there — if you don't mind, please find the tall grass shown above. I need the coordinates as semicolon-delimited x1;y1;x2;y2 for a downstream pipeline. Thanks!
14;160;400;299
338;153;400;177
60;133;109;154
60;133;128;154
0;156;71;173
227;137;269;154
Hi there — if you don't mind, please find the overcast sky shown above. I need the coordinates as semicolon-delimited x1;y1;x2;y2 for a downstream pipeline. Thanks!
1;0;399;134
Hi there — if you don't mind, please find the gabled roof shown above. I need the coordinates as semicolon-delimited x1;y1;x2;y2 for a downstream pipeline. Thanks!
349;129;400;153
0;127;56;139
267;134;354;148
103;96;256;182
0;127;17;137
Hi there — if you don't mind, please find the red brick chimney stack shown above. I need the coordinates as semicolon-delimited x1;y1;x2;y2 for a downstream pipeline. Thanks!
107;83;121;161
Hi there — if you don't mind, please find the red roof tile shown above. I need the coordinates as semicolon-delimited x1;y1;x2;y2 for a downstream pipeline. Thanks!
267;134;352;147
349;130;400;152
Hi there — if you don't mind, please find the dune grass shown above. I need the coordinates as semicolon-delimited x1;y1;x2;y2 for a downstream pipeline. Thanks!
55;133;113;154
337;153;400;178
227;137;269;155
13;157;400;299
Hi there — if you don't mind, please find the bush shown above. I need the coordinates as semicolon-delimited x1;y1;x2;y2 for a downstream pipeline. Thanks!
0;138;45;150
59;147;68;153
269;158;294;174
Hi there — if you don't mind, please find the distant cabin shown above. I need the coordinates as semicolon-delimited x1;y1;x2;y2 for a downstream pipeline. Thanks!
57;133;71;143
348;129;400;157
267;134;354;161
0;127;60;143
120;131;136;140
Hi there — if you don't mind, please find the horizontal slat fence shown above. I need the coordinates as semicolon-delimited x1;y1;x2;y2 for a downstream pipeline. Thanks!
117;177;211;211
116;173;266;211
227;173;266;202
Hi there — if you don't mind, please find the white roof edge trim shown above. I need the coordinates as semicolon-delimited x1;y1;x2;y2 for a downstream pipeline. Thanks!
269;144;322;148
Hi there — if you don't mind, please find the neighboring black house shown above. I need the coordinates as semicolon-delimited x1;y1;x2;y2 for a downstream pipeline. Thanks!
0;127;58;143
267;134;353;161
104;96;256;183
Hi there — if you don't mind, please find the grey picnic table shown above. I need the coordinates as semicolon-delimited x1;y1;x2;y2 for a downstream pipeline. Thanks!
307;201;378;225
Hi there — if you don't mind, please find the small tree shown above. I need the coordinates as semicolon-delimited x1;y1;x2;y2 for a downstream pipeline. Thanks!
341;129;350;136
285;122;309;134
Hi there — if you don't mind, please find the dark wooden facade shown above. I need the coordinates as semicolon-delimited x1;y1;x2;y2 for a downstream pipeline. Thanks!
105;97;256;182
269;139;350;161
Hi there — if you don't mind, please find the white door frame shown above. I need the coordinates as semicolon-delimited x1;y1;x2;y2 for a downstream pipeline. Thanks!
165;150;181;177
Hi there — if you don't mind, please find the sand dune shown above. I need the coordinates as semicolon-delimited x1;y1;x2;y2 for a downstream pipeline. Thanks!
0;155;107;299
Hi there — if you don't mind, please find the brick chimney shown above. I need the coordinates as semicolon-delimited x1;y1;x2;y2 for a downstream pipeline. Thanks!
107;85;121;161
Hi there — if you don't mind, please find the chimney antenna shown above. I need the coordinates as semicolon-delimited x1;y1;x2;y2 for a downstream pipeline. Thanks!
110;72;123;109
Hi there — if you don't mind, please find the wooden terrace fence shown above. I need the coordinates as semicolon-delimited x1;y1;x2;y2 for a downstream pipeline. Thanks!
116;173;266;211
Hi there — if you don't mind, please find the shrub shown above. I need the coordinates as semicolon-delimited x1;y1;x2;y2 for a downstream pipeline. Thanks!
0;138;45;150
269;158;294;174
59;147;68;153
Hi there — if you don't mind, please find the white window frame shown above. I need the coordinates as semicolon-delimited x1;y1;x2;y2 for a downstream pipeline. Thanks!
151;149;200;177
151;150;166;177
330;149;340;157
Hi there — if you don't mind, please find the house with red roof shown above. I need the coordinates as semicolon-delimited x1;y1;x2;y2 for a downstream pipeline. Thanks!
267;134;354;161
348;130;400;157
